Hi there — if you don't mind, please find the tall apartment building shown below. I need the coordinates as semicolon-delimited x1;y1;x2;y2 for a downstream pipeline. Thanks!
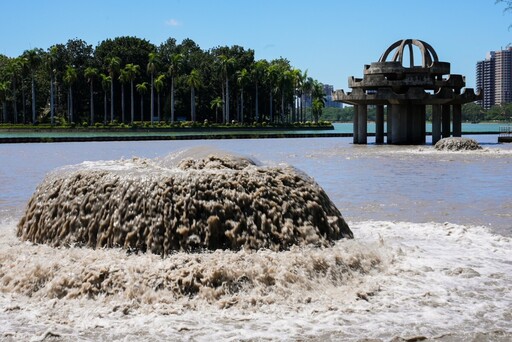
476;48;512;109
476;52;495;109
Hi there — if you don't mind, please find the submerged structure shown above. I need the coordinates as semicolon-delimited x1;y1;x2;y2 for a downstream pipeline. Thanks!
333;39;482;145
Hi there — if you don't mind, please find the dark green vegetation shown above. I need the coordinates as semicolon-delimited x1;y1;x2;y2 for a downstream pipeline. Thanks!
320;103;512;123
0;37;327;127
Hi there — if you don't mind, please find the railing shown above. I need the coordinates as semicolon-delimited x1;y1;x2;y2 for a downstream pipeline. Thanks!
499;125;512;136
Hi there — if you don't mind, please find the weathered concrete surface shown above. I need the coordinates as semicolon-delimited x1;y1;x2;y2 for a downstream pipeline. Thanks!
333;39;482;145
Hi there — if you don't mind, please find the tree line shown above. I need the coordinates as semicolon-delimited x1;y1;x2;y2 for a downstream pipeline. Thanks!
0;36;327;126
320;103;512;123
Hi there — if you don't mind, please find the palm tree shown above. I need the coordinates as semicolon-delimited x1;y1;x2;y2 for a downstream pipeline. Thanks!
168;53;183;123
7;58;22;123
136;82;148;121
147;52;157;124
123;64;140;124
25;49;41;123
84;67;98;125
279;69;294;122
186;69;201;121
154;74;165;121
210;96;223;123
252;60;267;122
107;56;121;122
303;76;314;121
119;68;129;123
297;69;308;122
311;80;325;123
312;98;325;123
218;54;235;123
100;73;111;124
0;81;9;123
291;68;302;122
236;68;250;123
266;64;279;122
46;46;58;125
63;65;77;123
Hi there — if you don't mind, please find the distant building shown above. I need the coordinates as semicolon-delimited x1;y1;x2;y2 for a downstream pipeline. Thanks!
322;84;343;108
476;52;495;109
476;48;512;109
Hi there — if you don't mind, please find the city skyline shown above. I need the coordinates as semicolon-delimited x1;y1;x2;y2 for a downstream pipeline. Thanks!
1;1;511;91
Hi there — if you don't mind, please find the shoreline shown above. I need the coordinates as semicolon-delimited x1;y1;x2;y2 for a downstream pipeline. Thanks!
0;131;502;144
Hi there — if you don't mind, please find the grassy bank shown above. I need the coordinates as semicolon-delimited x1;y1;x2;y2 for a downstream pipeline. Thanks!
0;121;334;131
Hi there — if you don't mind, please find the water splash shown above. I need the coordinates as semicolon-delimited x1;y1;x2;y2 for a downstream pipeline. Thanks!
17;148;352;255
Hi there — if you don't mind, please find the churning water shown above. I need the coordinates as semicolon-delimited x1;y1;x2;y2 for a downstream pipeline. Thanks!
0;136;511;341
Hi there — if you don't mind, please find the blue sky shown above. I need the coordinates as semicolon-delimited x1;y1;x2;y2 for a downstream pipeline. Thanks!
1;0;511;90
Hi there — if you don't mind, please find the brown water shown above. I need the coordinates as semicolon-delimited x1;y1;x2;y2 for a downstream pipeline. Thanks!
0;136;511;341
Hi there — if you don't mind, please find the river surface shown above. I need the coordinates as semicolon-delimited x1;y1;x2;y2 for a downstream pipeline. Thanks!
0;136;511;341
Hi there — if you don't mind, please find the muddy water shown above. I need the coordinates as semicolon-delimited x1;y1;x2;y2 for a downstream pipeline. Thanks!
0;137;511;341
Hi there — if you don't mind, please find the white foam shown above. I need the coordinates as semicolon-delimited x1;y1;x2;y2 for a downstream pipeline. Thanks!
0;218;511;341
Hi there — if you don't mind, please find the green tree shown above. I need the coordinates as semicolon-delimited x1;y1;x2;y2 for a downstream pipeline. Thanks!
84;67;98;125
6;58;22;123
210;96;223;123
107;56;121;122
154;74;166;121
296;69;308;122
123;63;140;124
265;63;280;122
46;46;58;125
218;54;235;123
63;65;77;123
167;53;183;123
136;81;148;121
147;52;157;123
311;80;325;123
119;68;129;123
0;81;9;122
252;59;268;122
23;49;42;123
100;73;111;124
186;69;201;121
236;68;250;123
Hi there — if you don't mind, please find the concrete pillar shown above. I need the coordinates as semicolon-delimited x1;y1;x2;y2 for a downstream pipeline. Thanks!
353;105;359;144
392;105;408;144
453;104;462;137
432;105;441;145
409;105;425;144
375;105;384;144
386;105;392;144
420;105;426;144
442;105;451;138
357;105;368;144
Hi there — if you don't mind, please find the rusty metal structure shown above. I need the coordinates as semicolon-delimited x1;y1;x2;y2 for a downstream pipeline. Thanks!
333;39;482;144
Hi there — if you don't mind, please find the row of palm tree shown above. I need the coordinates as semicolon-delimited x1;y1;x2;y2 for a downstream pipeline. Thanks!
0;37;327;126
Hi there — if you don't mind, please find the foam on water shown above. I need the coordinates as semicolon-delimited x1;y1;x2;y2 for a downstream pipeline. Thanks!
1;217;511;341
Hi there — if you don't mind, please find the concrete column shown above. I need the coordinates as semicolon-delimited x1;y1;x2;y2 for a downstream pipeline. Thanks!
353;105;359;144
387;105;393;144
420;105;426;144
442;105;451;138
357;105;368;144
432;104;441;144
375;105;384;144
392;105;408;144
409;105;425;144
452;104;462;137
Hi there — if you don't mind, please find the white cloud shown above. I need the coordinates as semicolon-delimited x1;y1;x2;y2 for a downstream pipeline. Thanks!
165;19;181;27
